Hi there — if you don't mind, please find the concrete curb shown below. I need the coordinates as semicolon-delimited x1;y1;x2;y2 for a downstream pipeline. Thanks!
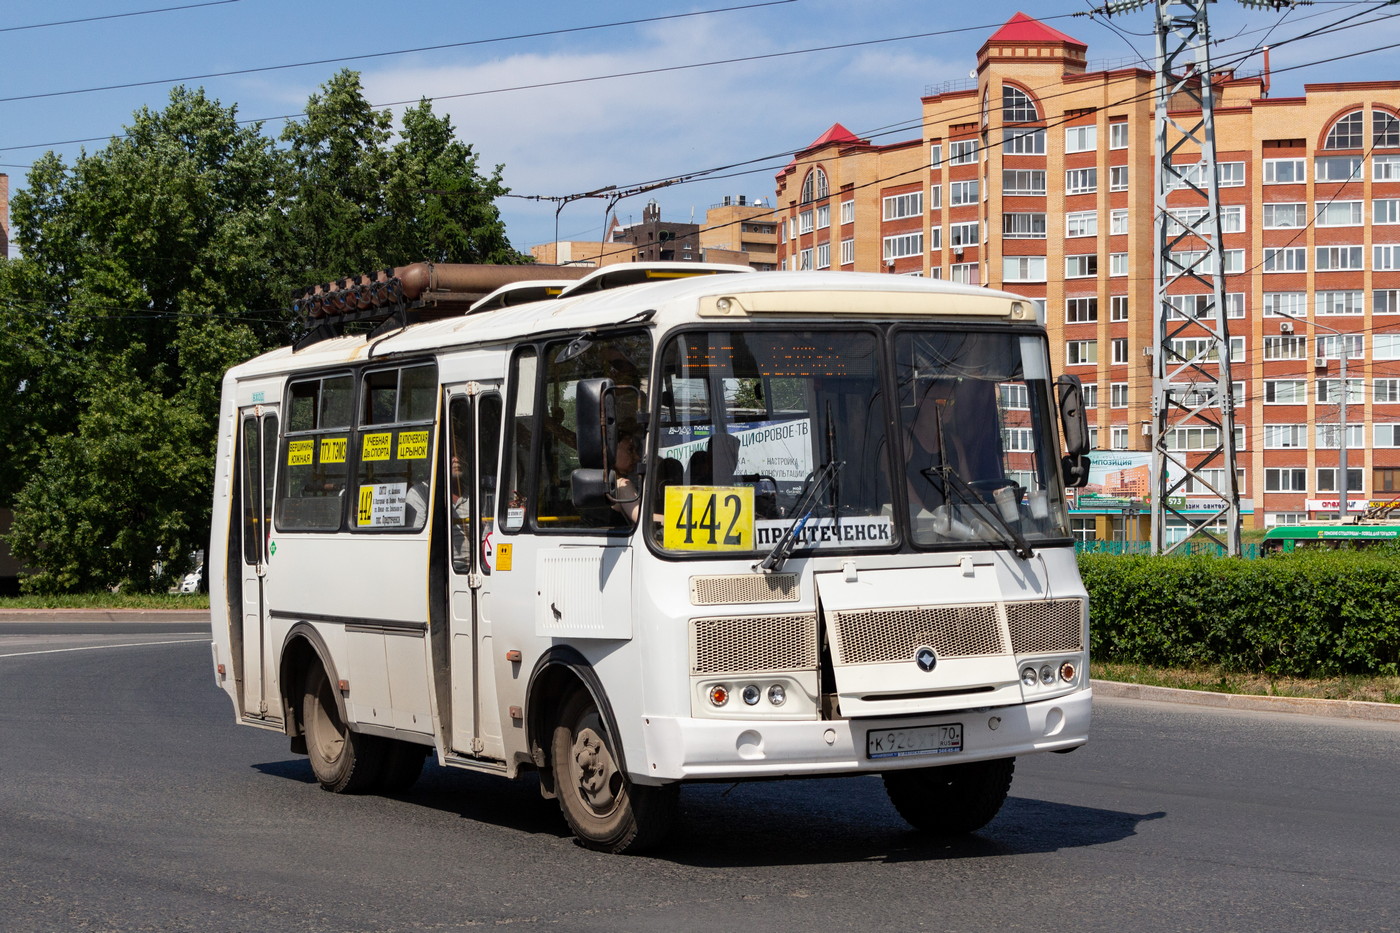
0;609;209;623
1092;678;1400;724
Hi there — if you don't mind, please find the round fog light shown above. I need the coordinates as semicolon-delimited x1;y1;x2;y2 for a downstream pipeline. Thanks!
709;685;729;707
1039;664;1055;685
741;684;761;706
1060;662;1077;683
767;684;786;706
1021;666;1038;687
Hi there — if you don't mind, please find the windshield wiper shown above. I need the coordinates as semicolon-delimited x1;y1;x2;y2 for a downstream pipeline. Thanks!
920;464;1035;560
754;460;845;573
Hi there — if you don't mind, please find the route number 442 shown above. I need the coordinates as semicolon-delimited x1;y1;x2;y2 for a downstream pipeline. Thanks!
663;486;754;551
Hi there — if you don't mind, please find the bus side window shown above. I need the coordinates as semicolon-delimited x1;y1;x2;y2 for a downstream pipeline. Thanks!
276;374;353;532
353;363;437;532
502;348;538;531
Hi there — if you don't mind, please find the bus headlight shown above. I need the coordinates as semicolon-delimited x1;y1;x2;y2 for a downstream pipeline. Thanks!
741;684;761;706
1021;666;1039;687
767;684;787;706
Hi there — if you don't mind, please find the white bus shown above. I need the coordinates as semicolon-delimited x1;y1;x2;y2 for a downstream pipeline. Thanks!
209;261;1093;853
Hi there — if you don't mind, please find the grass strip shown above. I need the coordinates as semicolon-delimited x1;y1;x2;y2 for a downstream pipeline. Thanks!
1094;661;1400;705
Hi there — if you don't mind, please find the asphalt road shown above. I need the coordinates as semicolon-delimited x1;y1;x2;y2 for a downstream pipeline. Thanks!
1;632;1397;933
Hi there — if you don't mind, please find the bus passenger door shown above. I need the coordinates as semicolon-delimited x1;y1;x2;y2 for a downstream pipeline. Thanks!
238;407;278;719
445;388;505;759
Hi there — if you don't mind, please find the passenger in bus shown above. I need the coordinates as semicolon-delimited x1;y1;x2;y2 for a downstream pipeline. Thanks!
613;431;643;523
687;432;740;486
448;454;471;563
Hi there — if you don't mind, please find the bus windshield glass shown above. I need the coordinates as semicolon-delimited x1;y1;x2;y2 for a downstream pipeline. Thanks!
894;329;1070;549
649;326;1070;556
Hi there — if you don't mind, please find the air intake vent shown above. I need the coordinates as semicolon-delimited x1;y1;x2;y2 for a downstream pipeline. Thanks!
690;573;800;605
690;614;818;674
828;604;1007;666
1006;598;1084;654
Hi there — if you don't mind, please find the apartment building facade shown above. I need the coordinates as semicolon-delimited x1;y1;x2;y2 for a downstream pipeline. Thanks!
775;12;1400;536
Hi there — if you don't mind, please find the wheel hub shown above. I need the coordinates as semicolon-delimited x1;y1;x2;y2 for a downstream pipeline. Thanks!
572;727;618;812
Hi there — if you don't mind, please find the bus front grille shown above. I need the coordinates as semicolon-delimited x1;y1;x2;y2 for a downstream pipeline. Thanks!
1006;598;1084;654
827;604;1007;665
689;573;800;605
690;613;818;674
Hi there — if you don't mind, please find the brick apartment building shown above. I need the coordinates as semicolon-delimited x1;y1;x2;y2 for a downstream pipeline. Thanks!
531;197;778;270
775;12;1400;537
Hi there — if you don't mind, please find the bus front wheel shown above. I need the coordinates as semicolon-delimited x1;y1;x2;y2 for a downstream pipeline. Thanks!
302;664;385;794
882;757;1015;835
550;690;678;854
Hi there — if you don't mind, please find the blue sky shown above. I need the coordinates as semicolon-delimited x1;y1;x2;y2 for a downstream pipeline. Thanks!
4;0;1400;259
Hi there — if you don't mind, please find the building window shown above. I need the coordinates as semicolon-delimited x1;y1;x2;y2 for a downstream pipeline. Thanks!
949;139;978;165
1003;169;1046;195
1376;424;1400;447
1066;168;1097;195
1107;165;1128;192
1263;248;1307;273
800;168;828;204
882;233;923;260
1111;295;1129;321
1109;122;1128;149
1317;334;1364;359
1110;253;1128;277
1065;125;1097;153
814;205;829;230
1315;156;1363;182
1003;128;1046;155
1263;335;1308;360
1066;297;1098;323
1002;85;1040;122
1065;254;1098;278
929;143;942;167
815;242;830;269
1111;382;1129;408
798;211;814;234
1375;379;1400;403
1110;426;1129;450
1066;340;1097;366
1110;208;1129;235
882;192;922;221
1316;290;1364;316
1168;336;1246;363
949;221;979;248
1373;155;1400;181
1265;468;1308;492
798;248;812;270
1375;334;1400;359
1375;199;1400;224
1316;379;1365;405
1066;211;1097;238
1375;245;1400;271
928;227;942;251
1374;111;1400;148
1000;382;1031;410
840;199;855;225
1317;467;1364;494
1263;159;1305;184
1316;246;1363;271
949;261;980;284
1265;379;1308;404
840;238;854;265
1167;293;1245;320
1262;291;1306;317
1003;212;1046;239
1376;290;1400;314
1111;338;1128;365
1316;200;1363;227
1264;424;1308;448
1003;256;1046;282
950;180;979;206
1082;383;1098;409
1324;110;1364;149
1263;203;1307;228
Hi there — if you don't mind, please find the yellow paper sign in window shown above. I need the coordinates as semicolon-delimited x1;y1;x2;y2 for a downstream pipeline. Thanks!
397;430;429;460
361;432;392;462
320;436;347;464
287;439;314;467
662;486;754;551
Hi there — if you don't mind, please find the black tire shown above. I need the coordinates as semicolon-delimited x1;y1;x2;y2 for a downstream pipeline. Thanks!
301;664;385;794
882;757;1015;835
379;739;429;794
550;690;678;854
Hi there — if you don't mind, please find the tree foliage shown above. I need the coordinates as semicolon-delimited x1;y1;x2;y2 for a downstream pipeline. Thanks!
1;73;526;592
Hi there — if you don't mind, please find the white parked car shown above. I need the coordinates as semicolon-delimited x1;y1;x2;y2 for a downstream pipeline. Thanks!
179;568;203;594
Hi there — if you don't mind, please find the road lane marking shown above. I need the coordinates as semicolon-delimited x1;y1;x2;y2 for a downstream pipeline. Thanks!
0;638;210;658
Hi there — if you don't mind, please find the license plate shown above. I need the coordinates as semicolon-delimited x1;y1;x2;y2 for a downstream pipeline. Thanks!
866;722;964;759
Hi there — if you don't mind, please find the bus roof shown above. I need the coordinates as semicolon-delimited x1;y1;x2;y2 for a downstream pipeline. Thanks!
225;267;1042;382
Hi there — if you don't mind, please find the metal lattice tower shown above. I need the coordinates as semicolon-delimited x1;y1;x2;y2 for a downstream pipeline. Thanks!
1147;0;1242;555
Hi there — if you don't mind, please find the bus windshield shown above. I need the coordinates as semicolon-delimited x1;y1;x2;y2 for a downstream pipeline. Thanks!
649;326;1070;556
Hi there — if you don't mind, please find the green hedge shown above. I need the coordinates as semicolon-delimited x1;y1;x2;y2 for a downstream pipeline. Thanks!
1079;551;1400;677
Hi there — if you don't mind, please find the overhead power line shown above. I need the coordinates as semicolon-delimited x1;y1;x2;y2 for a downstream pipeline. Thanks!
0;0;240;33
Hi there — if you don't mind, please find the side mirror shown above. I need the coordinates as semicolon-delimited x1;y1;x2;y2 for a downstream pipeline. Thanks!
1056;374;1091;488
576;377;617;471
570;468;611;511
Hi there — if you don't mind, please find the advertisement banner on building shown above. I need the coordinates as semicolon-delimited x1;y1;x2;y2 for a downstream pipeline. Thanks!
1074;451;1162;508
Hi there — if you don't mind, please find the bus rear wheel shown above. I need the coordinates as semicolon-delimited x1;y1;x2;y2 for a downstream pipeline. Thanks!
882;757;1015;836
550;690;678;854
302;664;385;794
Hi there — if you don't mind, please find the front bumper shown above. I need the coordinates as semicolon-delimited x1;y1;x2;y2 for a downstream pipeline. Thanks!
635;687;1091;783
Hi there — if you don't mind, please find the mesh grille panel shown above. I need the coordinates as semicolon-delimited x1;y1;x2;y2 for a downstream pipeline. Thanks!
1007;598;1084;653
690;614;818;674
690;573;800;605
829;604;1007;665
